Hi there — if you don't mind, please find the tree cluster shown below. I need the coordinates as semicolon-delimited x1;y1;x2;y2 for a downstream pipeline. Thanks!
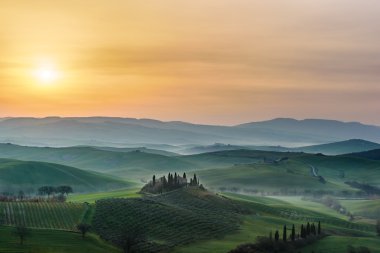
229;222;323;253
189;173;199;186
38;185;73;198
141;172;201;194
271;221;321;243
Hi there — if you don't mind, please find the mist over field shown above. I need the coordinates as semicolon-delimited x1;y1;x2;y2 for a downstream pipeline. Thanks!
1;117;380;148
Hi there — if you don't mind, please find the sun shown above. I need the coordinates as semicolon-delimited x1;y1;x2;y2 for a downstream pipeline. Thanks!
33;64;60;85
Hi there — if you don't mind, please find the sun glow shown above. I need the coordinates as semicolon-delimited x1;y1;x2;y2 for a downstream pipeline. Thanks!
33;64;60;85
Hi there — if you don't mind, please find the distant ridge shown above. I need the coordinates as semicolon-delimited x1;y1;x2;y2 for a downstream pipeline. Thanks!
293;139;380;155
344;148;380;161
0;117;380;147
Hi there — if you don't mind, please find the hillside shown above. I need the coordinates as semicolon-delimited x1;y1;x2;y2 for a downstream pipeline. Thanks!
93;188;245;252
0;143;196;177
294;139;380;155
0;159;131;192
182;149;380;193
344;149;380;161
90;187;378;253
1;117;380;147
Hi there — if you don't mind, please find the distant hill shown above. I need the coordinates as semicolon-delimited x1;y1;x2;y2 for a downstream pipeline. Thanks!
183;149;380;193
1;117;380;147
179;143;247;154
0;159;131;193
0;143;196;178
343;149;380;161
91;146;179;156
293;139;380;155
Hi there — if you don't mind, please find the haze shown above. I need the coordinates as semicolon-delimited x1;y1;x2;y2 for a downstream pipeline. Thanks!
1;0;379;125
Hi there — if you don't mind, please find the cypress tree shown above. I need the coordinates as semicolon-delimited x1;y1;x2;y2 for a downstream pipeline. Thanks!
318;221;321;235
193;174;197;186
300;224;305;238
283;225;287;242
174;173;178;186
274;230;279;242
306;222;311;236
291;224;295;241
153;175;156;186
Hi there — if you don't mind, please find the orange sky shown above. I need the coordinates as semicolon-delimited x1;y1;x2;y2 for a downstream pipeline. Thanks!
1;0;379;125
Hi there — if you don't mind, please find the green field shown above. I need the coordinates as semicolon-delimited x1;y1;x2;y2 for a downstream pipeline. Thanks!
68;188;141;203
1;145;380;194
172;193;378;253
340;199;380;220
0;227;121;253
0;202;86;230
0;158;132;192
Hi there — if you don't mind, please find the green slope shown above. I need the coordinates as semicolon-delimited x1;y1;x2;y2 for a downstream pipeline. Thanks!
1;144;380;193
0;159;132;192
0;202;86;230
93;188;245;252
294;139;380;155
0;143;195;177
183;150;380;193
0;227;121;253
344;148;380;160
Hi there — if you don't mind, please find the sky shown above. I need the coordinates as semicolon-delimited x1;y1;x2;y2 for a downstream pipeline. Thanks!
1;0;379;125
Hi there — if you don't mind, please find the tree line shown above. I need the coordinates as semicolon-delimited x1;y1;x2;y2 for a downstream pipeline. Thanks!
38;185;73;197
270;221;321;243
142;172;201;194
229;222;323;253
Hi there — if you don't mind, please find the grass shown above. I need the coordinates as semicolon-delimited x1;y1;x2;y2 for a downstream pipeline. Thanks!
173;193;378;253
0;226;121;253
268;196;349;220
196;162;353;193
300;236;380;253
0;158;131;192
68;187;141;203
340;199;380;220
0;202;86;230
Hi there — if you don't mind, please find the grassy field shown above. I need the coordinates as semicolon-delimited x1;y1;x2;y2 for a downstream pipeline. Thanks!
0;202;86;230
340;199;380;220
172;193;378;253
68;187;141;203
1;145;380;194
0;227;121;253
0;158;132;192
300;236;380;253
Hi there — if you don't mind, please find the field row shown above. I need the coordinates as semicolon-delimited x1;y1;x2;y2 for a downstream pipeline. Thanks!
0;202;86;231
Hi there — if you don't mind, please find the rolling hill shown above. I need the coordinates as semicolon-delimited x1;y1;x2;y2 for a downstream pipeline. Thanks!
0;143;196;178
0;159;131;192
344;148;380;161
294;139;380;155
179;139;380;155
182;149;380;193
93;187;244;252
1;117;380;147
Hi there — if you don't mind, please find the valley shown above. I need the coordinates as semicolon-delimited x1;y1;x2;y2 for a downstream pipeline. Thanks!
0;135;378;253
